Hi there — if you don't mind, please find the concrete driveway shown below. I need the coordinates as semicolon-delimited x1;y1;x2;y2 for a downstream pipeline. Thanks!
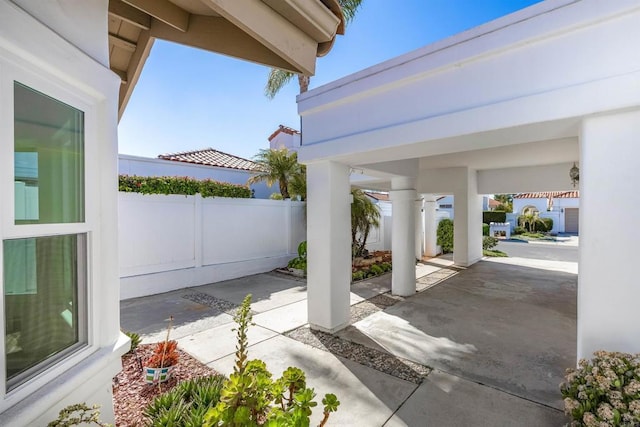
121;252;575;426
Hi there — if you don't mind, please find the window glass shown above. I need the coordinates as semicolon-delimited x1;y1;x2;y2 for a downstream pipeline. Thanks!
14;82;84;224
3;234;87;390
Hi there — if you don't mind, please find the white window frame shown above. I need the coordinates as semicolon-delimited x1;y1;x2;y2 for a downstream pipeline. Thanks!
0;60;100;402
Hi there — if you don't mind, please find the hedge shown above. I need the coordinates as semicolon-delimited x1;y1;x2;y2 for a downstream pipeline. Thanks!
437;218;454;254
118;175;251;198
483;211;507;224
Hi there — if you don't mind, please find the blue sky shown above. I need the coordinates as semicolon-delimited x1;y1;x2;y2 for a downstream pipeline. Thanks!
118;0;542;161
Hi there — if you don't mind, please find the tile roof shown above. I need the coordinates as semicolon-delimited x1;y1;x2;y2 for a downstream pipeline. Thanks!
488;198;501;208
158;148;259;171
514;191;579;199
365;191;390;201
268;124;300;141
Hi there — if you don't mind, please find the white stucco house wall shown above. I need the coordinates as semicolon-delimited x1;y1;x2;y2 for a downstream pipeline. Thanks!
0;0;344;424
298;0;640;363
512;191;580;234
119;150;274;199
268;125;301;153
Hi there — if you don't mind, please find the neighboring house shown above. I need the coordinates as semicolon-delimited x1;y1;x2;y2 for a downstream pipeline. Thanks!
436;195;497;220
512;191;580;233
0;0;343;424
269;125;301;152
119;149;273;199
364;191;392;216
297;0;640;362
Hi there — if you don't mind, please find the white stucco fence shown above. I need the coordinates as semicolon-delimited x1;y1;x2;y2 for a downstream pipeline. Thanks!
119;193;306;299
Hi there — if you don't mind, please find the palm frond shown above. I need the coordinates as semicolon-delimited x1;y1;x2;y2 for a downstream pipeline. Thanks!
265;69;296;99
338;0;364;27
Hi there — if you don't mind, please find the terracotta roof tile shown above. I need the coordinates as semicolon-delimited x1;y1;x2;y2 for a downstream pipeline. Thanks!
158;148;259;171
365;191;390;201
268;124;300;141
514;191;579;199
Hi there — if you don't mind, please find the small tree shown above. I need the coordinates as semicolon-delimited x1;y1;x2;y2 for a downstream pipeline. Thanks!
248;149;299;199
437;219;454;253
350;189;381;257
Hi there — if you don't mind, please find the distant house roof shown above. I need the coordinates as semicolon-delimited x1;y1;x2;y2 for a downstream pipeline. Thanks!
487;198;501;209
365;191;390;202
268;125;300;142
158;148;259;171
514;191;579;199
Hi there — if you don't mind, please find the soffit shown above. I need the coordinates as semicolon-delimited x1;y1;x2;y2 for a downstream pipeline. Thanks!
108;0;343;119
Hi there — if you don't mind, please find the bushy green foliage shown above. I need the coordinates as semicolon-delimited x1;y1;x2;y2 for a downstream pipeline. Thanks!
351;189;381;257
144;375;226;426
482;223;490;236
119;175;251;198
370;264;384;275
560;351;640;426
482;211;507;224
539;217;553;232
352;270;365;282
482;236;499;250
48;403;108;427
380;262;392;272
204;295;339;426
269;193;284;200
287;241;307;274
437;219;454;254
123;330;141;353
513;226;526;235
483;249;508;257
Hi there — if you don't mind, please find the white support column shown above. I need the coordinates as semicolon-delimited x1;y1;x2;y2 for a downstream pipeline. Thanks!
578;110;640;359
423;194;438;257
415;197;424;260
453;168;483;267
390;177;417;296
306;161;351;332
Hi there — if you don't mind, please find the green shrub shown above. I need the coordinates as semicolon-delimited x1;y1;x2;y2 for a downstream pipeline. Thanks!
483;249;508;257
370;264;384;276
560;350;640;426
145;375;226;426
513;226;526;235
204;295;339;426
539;217;553;232
482;211;507;224
123;330;141;353
352;270;365;282
287;241;307;274
482;236;499;250
269;192;283;200
118;175;251;198
380;262;392;272
437;219;454;254
482;223;490;236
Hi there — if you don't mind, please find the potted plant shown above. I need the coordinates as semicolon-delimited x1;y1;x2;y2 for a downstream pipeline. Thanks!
143;316;179;384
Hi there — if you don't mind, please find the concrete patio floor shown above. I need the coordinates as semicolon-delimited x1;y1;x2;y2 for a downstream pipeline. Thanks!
120;256;574;426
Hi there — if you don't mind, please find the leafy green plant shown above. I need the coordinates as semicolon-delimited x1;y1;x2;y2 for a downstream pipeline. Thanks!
482;211;507;224
513;226;526;235
351;189;381;258
560;350;640;426
204;295;340;426
539;217;553;232
119;175;251;199
288;241;308;274
144;375;226;426
437;219;454;254
123;330;141;353
370;264;384;276
48;403;109;427
482;223;490;236
482;236;499;250
483;249;508;257
352;270;365;282
380;262;392;272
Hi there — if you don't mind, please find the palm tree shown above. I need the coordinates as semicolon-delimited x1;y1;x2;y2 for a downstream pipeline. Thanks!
264;0;364;99
288;163;307;201
248;149;299;199
351;189;380;257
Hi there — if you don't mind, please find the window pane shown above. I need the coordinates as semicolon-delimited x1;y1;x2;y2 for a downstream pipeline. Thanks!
14;82;84;224
3;234;87;389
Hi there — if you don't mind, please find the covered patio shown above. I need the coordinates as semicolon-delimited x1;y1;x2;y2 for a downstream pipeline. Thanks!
298;0;640;359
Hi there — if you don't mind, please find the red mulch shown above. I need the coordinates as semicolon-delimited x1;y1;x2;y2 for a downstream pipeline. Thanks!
112;344;218;426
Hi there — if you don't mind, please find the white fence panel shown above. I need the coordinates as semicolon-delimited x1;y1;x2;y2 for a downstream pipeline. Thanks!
119;193;305;300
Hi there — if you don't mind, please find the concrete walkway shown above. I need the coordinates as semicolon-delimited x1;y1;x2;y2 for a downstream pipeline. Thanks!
121;258;573;426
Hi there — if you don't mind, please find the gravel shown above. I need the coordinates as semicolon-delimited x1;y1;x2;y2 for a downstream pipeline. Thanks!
112;344;218;426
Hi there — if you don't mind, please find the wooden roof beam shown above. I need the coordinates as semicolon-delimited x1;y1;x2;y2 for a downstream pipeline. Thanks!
110;67;128;84
122;0;190;32
109;33;137;52
108;0;151;30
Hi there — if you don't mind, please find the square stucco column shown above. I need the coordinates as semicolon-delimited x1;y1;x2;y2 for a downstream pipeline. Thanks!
306;161;351;332
390;178;417;296
423;195;439;257
578;110;640;359
453;168;483;267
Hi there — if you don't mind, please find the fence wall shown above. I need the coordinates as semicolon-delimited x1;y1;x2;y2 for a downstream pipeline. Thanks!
119;193;305;299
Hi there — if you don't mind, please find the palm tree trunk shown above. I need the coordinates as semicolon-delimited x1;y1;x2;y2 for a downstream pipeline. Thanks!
298;75;310;94
279;179;290;199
